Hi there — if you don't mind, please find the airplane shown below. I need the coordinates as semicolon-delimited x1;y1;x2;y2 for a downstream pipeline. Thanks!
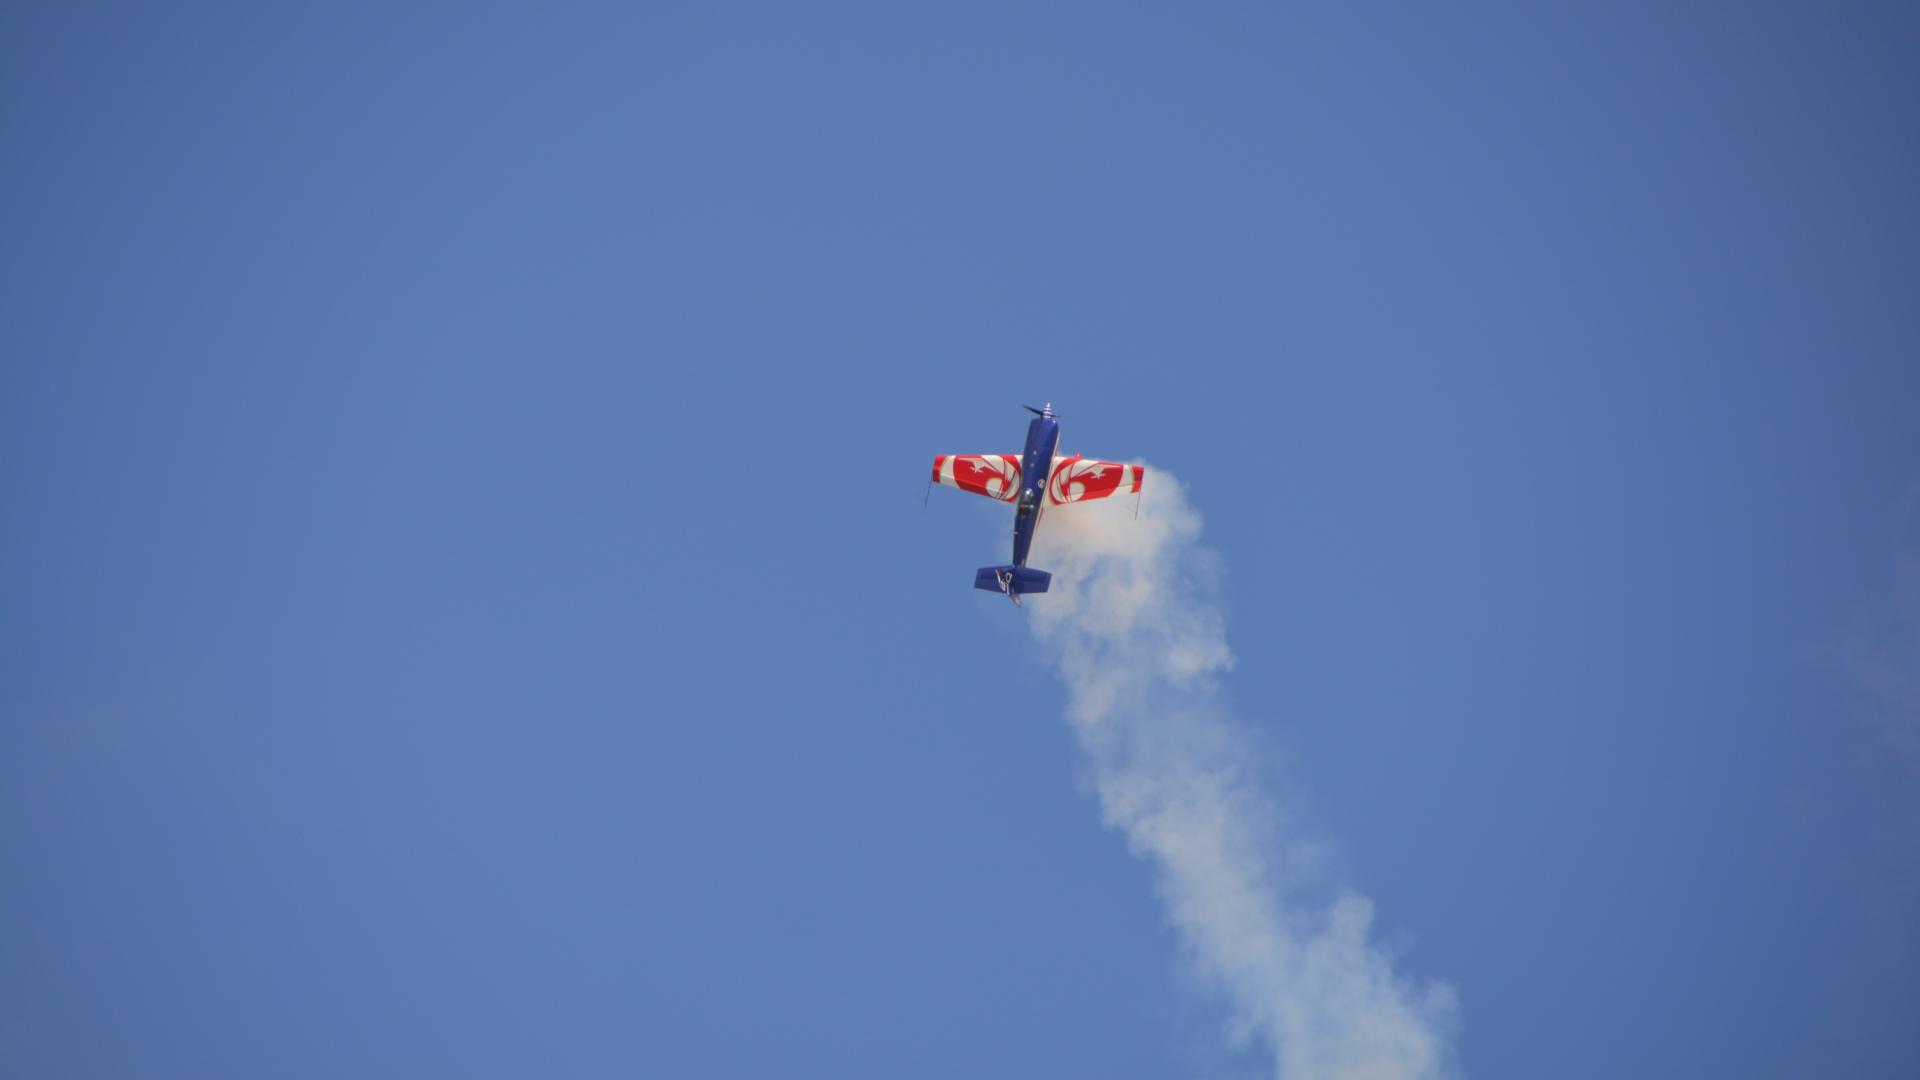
929;403;1145;605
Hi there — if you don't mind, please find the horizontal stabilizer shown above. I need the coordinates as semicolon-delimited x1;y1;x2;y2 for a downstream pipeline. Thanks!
974;565;1051;598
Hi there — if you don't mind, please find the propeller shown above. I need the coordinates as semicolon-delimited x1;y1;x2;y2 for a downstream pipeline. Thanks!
1023;403;1057;418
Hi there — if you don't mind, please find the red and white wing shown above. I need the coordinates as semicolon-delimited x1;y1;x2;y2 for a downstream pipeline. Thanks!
931;454;1023;502
1046;456;1145;506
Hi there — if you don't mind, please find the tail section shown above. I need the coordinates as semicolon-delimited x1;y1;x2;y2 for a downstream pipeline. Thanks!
974;565;1051;605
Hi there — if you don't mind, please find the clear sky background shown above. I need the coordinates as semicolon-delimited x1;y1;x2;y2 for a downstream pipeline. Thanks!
5;3;1918;1077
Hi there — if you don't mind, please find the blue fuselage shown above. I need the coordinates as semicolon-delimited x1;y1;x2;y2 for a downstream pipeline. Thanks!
1012;415;1060;567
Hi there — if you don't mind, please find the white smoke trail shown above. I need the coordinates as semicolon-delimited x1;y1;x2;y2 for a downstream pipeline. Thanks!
1028;469;1460;1080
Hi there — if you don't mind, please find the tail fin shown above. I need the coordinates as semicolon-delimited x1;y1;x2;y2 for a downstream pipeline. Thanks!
974;565;1051;604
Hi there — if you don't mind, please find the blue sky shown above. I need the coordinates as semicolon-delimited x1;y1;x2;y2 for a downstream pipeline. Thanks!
4;3;1918;1077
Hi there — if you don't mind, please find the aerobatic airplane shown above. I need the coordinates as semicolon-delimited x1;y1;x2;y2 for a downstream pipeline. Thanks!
930;403;1145;605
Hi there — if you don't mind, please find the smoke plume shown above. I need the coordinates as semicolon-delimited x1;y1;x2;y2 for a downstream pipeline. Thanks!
1027;469;1460;1080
